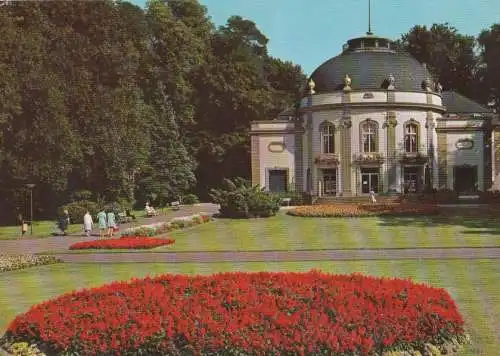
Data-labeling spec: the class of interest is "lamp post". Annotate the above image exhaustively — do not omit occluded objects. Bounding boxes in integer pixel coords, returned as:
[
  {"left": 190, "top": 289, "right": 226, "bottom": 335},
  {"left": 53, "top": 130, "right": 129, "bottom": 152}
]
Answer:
[{"left": 26, "top": 184, "right": 35, "bottom": 235}]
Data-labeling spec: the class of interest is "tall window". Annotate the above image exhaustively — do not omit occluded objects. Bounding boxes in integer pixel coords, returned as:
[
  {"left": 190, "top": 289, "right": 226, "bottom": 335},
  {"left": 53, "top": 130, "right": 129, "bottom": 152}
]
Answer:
[
  {"left": 320, "top": 123, "right": 335, "bottom": 153},
  {"left": 404, "top": 123, "right": 418, "bottom": 152},
  {"left": 361, "top": 120, "right": 377, "bottom": 153}
]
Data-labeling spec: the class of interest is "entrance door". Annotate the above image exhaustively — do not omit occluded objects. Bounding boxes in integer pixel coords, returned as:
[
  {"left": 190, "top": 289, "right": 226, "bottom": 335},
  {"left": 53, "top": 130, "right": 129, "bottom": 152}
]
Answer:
[
  {"left": 323, "top": 169, "right": 337, "bottom": 195},
  {"left": 268, "top": 170, "right": 287, "bottom": 192},
  {"left": 404, "top": 167, "right": 419, "bottom": 193},
  {"left": 454, "top": 166, "right": 477, "bottom": 194},
  {"left": 361, "top": 168, "right": 380, "bottom": 194}
]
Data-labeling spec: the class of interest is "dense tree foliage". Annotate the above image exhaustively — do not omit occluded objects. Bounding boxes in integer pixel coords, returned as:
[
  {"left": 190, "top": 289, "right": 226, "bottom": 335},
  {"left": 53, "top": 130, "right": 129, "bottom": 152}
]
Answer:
[
  {"left": 0, "top": 0, "right": 497, "bottom": 224},
  {"left": 0, "top": 0, "right": 305, "bottom": 223}
]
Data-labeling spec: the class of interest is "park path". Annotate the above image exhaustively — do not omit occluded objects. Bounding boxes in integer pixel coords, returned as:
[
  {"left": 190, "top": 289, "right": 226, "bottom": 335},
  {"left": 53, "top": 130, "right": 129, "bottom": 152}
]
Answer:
[
  {"left": 52, "top": 247, "right": 500, "bottom": 263},
  {"left": 0, "top": 204, "right": 219, "bottom": 255}
]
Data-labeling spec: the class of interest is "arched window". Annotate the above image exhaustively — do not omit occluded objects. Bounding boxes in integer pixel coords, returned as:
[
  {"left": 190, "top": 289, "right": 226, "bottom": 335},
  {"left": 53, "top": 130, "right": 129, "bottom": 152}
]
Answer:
[
  {"left": 360, "top": 120, "right": 378, "bottom": 153},
  {"left": 320, "top": 122, "right": 335, "bottom": 154},
  {"left": 404, "top": 122, "right": 418, "bottom": 152}
]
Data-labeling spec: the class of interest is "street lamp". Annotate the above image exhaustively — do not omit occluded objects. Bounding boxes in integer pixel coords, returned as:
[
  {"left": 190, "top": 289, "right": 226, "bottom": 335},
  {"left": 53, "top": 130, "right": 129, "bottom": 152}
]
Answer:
[{"left": 26, "top": 184, "right": 35, "bottom": 235}]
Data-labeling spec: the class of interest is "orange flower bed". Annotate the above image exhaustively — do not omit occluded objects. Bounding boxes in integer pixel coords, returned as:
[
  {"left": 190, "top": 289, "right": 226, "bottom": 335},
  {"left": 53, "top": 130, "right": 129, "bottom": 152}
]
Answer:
[{"left": 288, "top": 203, "right": 440, "bottom": 217}]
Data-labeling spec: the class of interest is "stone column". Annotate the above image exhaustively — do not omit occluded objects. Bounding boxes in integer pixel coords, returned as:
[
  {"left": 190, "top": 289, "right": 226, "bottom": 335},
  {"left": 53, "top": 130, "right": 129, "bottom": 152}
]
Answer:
[
  {"left": 437, "top": 131, "right": 448, "bottom": 189},
  {"left": 251, "top": 135, "right": 260, "bottom": 186},
  {"left": 425, "top": 112, "right": 436, "bottom": 191},
  {"left": 294, "top": 119, "right": 305, "bottom": 192},
  {"left": 340, "top": 117, "right": 352, "bottom": 196},
  {"left": 384, "top": 111, "right": 398, "bottom": 192}
]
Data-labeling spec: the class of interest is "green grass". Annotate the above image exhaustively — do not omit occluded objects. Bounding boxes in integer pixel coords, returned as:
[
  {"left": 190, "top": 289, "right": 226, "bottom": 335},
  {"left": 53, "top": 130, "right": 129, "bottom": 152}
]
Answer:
[
  {"left": 149, "top": 213, "right": 500, "bottom": 252},
  {"left": 0, "top": 222, "right": 81, "bottom": 240},
  {"left": 0, "top": 260, "right": 498, "bottom": 355}
]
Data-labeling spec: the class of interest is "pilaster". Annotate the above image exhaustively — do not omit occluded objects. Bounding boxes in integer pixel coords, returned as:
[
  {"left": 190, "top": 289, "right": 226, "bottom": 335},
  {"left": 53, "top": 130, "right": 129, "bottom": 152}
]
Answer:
[
  {"left": 294, "top": 120, "right": 304, "bottom": 192},
  {"left": 384, "top": 111, "right": 398, "bottom": 192},
  {"left": 251, "top": 135, "right": 260, "bottom": 186},
  {"left": 437, "top": 132, "right": 448, "bottom": 189}
]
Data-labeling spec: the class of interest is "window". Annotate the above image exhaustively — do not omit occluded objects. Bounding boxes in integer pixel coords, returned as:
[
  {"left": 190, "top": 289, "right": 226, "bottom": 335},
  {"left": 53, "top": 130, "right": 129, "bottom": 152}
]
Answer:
[
  {"left": 404, "top": 123, "right": 418, "bottom": 152},
  {"left": 320, "top": 123, "right": 335, "bottom": 153},
  {"left": 361, "top": 120, "right": 377, "bottom": 153}
]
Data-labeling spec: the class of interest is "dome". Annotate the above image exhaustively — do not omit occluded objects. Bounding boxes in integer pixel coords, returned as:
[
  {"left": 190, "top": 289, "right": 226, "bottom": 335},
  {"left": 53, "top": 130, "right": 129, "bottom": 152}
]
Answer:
[{"left": 309, "top": 35, "right": 432, "bottom": 93}]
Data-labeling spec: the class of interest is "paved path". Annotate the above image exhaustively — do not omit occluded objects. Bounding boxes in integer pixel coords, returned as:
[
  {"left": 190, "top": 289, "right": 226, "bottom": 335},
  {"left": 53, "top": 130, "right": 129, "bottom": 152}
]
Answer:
[
  {"left": 52, "top": 247, "right": 500, "bottom": 263},
  {"left": 0, "top": 204, "right": 219, "bottom": 255}
]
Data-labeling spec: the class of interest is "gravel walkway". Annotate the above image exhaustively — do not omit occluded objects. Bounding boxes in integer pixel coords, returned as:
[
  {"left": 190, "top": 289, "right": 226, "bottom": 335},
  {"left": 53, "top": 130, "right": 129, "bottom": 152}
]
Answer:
[
  {"left": 0, "top": 204, "right": 219, "bottom": 255},
  {"left": 52, "top": 247, "right": 500, "bottom": 263}
]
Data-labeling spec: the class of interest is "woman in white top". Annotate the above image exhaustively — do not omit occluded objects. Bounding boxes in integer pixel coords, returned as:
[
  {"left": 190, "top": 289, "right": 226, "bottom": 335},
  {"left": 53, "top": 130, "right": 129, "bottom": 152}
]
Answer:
[{"left": 83, "top": 211, "right": 93, "bottom": 237}]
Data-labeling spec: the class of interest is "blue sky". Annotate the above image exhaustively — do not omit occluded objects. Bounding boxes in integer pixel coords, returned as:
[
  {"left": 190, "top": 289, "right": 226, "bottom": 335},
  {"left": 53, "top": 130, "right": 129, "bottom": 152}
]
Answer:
[{"left": 131, "top": 0, "right": 499, "bottom": 75}]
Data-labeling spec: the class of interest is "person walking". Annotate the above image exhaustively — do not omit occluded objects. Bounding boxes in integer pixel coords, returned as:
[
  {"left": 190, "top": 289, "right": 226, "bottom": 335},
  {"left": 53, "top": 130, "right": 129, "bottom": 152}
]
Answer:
[
  {"left": 83, "top": 211, "right": 93, "bottom": 237},
  {"left": 97, "top": 209, "right": 107, "bottom": 239},
  {"left": 107, "top": 209, "right": 116, "bottom": 238},
  {"left": 369, "top": 189, "right": 377, "bottom": 204},
  {"left": 58, "top": 210, "right": 70, "bottom": 236}
]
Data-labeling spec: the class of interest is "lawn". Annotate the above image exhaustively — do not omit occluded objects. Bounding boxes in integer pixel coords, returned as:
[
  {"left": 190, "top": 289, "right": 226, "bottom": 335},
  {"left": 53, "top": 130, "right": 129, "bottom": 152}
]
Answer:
[
  {"left": 153, "top": 212, "right": 500, "bottom": 252},
  {"left": 0, "top": 221, "right": 81, "bottom": 240},
  {"left": 0, "top": 260, "right": 498, "bottom": 355}
]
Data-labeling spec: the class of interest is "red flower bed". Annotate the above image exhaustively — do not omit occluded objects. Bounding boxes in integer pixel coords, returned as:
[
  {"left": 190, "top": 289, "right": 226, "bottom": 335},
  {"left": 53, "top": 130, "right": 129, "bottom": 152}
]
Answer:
[
  {"left": 4, "top": 271, "right": 467, "bottom": 355},
  {"left": 68, "top": 237, "right": 175, "bottom": 250}
]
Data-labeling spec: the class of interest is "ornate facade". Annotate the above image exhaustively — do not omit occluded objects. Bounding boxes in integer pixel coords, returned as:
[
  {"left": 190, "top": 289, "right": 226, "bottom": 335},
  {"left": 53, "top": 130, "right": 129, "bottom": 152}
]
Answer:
[{"left": 250, "top": 33, "right": 499, "bottom": 197}]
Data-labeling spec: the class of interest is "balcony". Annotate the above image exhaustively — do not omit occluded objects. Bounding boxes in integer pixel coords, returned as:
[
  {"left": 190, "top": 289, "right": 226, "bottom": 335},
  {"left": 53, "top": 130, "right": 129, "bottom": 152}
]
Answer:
[
  {"left": 314, "top": 153, "right": 340, "bottom": 166},
  {"left": 352, "top": 152, "right": 385, "bottom": 165},
  {"left": 398, "top": 151, "right": 429, "bottom": 164}
]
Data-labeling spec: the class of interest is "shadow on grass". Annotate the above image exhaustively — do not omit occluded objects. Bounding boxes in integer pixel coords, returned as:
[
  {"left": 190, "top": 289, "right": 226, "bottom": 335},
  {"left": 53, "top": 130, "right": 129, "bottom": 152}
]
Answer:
[{"left": 377, "top": 208, "right": 500, "bottom": 235}]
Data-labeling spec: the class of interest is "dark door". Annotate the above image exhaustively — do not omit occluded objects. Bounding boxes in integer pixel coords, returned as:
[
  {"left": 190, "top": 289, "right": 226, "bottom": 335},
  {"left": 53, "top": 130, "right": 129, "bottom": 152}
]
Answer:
[
  {"left": 323, "top": 169, "right": 336, "bottom": 195},
  {"left": 361, "top": 168, "right": 380, "bottom": 194},
  {"left": 454, "top": 166, "right": 477, "bottom": 194},
  {"left": 268, "top": 170, "right": 287, "bottom": 192},
  {"left": 404, "top": 167, "right": 419, "bottom": 193}
]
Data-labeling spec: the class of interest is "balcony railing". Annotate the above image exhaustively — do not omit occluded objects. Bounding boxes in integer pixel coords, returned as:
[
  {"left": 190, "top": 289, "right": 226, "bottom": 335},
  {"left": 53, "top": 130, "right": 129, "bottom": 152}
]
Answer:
[
  {"left": 352, "top": 152, "right": 385, "bottom": 164},
  {"left": 314, "top": 153, "right": 340, "bottom": 165},
  {"left": 398, "top": 151, "right": 429, "bottom": 164}
]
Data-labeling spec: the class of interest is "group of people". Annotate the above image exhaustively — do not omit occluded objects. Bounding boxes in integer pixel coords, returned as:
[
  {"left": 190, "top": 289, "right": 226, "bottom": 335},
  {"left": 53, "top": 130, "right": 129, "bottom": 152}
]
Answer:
[{"left": 83, "top": 209, "right": 117, "bottom": 238}]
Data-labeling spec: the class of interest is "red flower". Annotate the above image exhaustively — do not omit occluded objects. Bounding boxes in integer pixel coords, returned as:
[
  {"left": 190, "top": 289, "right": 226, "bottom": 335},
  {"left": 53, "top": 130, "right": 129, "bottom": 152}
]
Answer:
[
  {"left": 68, "top": 237, "right": 175, "bottom": 250},
  {"left": 5, "top": 271, "right": 466, "bottom": 354}
]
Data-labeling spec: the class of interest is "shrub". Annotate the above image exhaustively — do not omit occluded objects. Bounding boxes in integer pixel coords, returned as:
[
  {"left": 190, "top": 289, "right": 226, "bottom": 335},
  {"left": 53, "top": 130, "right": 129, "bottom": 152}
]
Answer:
[
  {"left": 478, "top": 190, "right": 500, "bottom": 203},
  {"left": 181, "top": 193, "right": 199, "bottom": 205},
  {"left": 210, "top": 178, "right": 280, "bottom": 218},
  {"left": 288, "top": 203, "right": 440, "bottom": 217},
  {"left": 0, "top": 255, "right": 62, "bottom": 273},
  {"left": 274, "top": 191, "right": 309, "bottom": 205},
  {"left": 69, "top": 237, "right": 175, "bottom": 250},
  {"left": 3, "top": 271, "right": 468, "bottom": 355},
  {"left": 59, "top": 200, "right": 99, "bottom": 224},
  {"left": 121, "top": 214, "right": 212, "bottom": 237}
]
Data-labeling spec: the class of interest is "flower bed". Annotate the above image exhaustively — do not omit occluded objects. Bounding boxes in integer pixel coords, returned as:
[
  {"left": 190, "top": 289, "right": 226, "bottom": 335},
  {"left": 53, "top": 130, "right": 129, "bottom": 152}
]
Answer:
[
  {"left": 3, "top": 271, "right": 469, "bottom": 355},
  {"left": 0, "top": 255, "right": 62, "bottom": 273},
  {"left": 68, "top": 236, "right": 175, "bottom": 250},
  {"left": 288, "top": 203, "right": 440, "bottom": 217},
  {"left": 121, "top": 213, "right": 212, "bottom": 237}
]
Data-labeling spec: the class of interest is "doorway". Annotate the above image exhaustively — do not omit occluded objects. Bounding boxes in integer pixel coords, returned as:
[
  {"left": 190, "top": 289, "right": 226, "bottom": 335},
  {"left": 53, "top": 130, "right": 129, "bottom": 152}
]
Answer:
[
  {"left": 361, "top": 168, "right": 379, "bottom": 194},
  {"left": 454, "top": 166, "right": 477, "bottom": 194},
  {"left": 403, "top": 167, "right": 419, "bottom": 193},
  {"left": 268, "top": 169, "right": 287, "bottom": 193},
  {"left": 322, "top": 169, "right": 337, "bottom": 196}
]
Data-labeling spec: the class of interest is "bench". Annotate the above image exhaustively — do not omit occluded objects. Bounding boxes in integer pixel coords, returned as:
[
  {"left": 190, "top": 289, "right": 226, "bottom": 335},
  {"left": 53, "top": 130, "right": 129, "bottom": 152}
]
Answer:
[
  {"left": 171, "top": 201, "right": 180, "bottom": 210},
  {"left": 281, "top": 197, "right": 292, "bottom": 206},
  {"left": 117, "top": 212, "right": 132, "bottom": 223}
]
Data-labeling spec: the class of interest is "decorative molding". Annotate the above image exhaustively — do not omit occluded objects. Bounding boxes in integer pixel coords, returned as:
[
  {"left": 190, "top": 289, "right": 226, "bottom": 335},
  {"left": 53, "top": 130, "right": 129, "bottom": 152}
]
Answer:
[
  {"left": 363, "top": 92, "right": 374, "bottom": 99},
  {"left": 455, "top": 138, "right": 474, "bottom": 150},
  {"left": 352, "top": 152, "right": 385, "bottom": 165},
  {"left": 383, "top": 112, "right": 397, "bottom": 128},
  {"left": 268, "top": 142, "right": 286, "bottom": 153},
  {"left": 314, "top": 153, "right": 340, "bottom": 166},
  {"left": 298, "top": 102, "right": 446, "bottom": 114}
]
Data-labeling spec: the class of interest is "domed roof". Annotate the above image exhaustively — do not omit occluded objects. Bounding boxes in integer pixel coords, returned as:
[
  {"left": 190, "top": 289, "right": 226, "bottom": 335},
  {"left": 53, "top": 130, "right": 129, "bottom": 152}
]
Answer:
[{"left": 309, "top": 35, "right": 432, "bottom": 92}]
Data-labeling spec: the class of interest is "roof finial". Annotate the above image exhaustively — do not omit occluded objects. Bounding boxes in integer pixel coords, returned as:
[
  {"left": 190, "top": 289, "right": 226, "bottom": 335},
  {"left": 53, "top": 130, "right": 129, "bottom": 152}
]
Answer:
[{"left": 367, "top": 0, "right": 373, "bottom": 35}]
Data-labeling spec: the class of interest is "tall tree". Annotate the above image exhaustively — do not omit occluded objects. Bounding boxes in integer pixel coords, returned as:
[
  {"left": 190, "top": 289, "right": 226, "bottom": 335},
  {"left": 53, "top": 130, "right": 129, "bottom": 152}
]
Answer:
[
  {"left": 477, "top": 24, "right": 500, "bottom": 112},
  {"left": 398, "top": 23, "right": 478, "bottom": 97}
]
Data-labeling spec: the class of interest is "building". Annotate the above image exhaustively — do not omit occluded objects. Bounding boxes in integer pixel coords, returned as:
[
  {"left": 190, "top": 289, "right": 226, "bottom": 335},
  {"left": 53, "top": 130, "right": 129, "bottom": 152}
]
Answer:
[{"left": 250, "top": 32, "right": 499, "bottom": 197}]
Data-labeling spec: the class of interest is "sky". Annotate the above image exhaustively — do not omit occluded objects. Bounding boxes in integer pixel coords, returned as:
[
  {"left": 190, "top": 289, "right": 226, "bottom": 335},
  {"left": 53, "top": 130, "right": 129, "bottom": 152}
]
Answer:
[{"left": 130, "top": 0, "right": 500, "bottom": 76}]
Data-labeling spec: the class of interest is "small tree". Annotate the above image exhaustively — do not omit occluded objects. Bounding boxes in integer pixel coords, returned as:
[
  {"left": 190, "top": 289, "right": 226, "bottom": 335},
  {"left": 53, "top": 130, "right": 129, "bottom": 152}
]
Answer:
[{"left": 210, "top": 178, "right": 280, "bottom": 218}]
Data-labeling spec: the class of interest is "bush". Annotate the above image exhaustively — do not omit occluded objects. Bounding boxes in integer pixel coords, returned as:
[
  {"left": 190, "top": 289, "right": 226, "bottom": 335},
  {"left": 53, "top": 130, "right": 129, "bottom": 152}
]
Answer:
[
  {"left": 210, "top": 178, "right": 280, "bottom": 218},
  {"left": 478, "top": 190, "right": 500, "bottom": 203},
  {"left": 121, "top": 214, "right": 212, "bottom": 237},
  {"left": 288, "top": 203, "right": 440, "bottom": 217},
  {"left": 274, "top": 191, "right": 309, "bottom": 205},
  {"left": 181, "top": 193, "right": 199, "bottom": 205},
  {"left": 3, "top": 271, "right": 468, "bottom": 355},
  {"left": 59, "top": 200, "right": 99, "bottom": 224}
]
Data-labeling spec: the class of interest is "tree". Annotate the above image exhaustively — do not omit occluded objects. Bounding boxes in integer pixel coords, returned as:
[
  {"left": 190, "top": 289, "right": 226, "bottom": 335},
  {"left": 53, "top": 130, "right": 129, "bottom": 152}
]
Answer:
[
  {"left": 398, "top": 23, "right": 478, "bottom": 97},
  {"left": 477, "top": 24, "right": 500, "bottom": 112}
]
